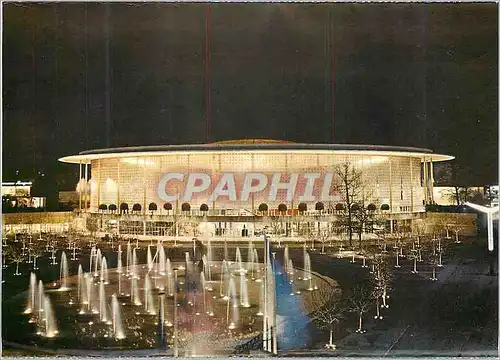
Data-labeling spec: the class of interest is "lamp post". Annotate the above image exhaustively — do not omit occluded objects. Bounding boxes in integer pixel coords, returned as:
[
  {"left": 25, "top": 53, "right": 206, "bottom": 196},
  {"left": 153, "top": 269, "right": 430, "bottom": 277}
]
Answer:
[
  {"left": 465, "top": 202, "right": 499, "bottom": 275},
  {"left": 263, "top": 234, "right": 277, "bottom": 355},
  {"left": 173, "top": 268, "right": 179, "bottom": 357}
]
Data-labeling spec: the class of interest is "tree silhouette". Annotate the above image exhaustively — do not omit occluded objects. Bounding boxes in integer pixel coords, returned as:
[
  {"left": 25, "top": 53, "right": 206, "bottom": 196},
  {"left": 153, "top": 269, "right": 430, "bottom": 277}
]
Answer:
[
  {"left": 347, "top": 283, "right": 373, "bottom": 333},
  {"left": 312, "top": 284, "right": 344, "bottom": 349},
  {"left": 4, "top": 242, "right": 27, "bottom": 276},
  {"left": 334, "top": 162, "right": 365, "bottom": 248}
]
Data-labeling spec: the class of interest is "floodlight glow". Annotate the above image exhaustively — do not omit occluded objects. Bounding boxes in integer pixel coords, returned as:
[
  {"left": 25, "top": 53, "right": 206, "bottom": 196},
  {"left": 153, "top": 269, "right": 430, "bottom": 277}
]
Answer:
[{"left": 465, "top": 202, "right": 499, "bottom": 251}]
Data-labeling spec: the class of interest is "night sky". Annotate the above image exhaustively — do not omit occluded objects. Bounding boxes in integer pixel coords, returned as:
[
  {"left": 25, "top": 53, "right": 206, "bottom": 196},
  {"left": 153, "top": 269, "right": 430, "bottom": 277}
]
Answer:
[{"left": 3, "top": 3, "right": 498, "bottom": 201}]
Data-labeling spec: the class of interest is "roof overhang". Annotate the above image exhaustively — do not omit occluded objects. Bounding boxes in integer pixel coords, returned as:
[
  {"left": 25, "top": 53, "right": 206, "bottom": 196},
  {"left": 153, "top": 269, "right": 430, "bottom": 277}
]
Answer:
[{"left": 59, "top": 143, "right": 454, "bottom": 165}]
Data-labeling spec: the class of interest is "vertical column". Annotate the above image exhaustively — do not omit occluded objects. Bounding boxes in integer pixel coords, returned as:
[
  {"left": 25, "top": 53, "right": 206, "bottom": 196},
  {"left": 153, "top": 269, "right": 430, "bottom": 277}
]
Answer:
[
  {"left": 251, "top": 154, "right": 255, "bottom": 213},
  {"left": 389, "top": 157, "right": 393, "bottom": 213},
  {"left": 263, "top": 235, "right": 268, "bottom": 352},
  {"left": 173, "top": 269, "right": 179, "bottom": 357},
  {"left": 84, "top": 163, "right": 90, "bottom": 212},
  {"left": 423, "top": 157, "right": 428, "bottom": 205},
  {"left": 429, "top": 158, "right": 435, "bottom": 204},
  {"left": 117, "top": 159, "right": 121, "bottom": 209},
  {"left": 409, "top": 158, "right": 414, "bottom": 212},
  {"left": 143, "top": 158, "right": 147, "bottom": 216},
  {"left": 84, "top": 163, "right": 88, "bottom": 212},
  {"left": 78, "top": 161, "right": 82, "bottom": 211},
  {"left": 97, "top": 160, "right": 101, "bottom": 210}
]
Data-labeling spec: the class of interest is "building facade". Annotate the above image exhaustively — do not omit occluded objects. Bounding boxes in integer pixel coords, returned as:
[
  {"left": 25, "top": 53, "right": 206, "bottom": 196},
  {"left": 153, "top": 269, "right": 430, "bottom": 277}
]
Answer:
[{"left": 59, "top": 140, "right": 453, "bottom": 239}]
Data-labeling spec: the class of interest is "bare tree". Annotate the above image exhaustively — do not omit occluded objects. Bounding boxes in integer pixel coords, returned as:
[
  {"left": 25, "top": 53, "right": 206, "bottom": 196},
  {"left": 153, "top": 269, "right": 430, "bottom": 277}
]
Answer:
[
  {"left": 306, "top": 222, "right": 335, "bottom": 253},
  {"left": 335, "top": 162, "right": 364, "bottom": 248},
  {"left": 370, "top": 255, "right": 393, "bottom": 310},
  {"left": 311, "top": 284, "right": 344, "bottom": 349},
  {"left": 347, "top": 283, "right": 373, "bottom": 333},
  {"left": 427, "top": 246, "right": 439, "bottom": 281},
  {"left": 352, "top": 204, "right": 377, "bottom": 251},
  {"left": 4, "top": 242, "right": 27, "bottom": 276}
]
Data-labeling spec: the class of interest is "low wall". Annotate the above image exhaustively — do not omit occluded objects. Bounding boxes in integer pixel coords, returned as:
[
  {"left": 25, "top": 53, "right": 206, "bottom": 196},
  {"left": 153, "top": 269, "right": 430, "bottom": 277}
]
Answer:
[
  {"left": 425, "top": 212, "right": 477, "bottom": 236},
  {"left": 2, "top": 211, "right": 77, "bottom": 233}
]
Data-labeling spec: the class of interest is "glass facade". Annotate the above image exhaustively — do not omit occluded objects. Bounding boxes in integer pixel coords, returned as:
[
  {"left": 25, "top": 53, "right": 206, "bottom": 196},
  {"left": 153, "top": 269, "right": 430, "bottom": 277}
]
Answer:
[{"left": 88, "top": 151, "right": 427, "bottom": 215}]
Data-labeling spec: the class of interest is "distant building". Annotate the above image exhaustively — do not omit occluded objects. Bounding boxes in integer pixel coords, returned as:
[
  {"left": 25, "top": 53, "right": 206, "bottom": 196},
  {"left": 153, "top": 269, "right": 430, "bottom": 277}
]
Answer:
[
  {"left": 2, "top": 180, "right": 46, "bottom": 210},
  {"left": 59, "top": 139, "right": 454, "bottom": 238}
]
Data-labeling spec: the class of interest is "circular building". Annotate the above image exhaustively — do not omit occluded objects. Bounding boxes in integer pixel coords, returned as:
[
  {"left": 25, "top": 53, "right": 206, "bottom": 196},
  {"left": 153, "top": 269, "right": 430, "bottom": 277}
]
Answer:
[{"left": 59, "top": 140, "right": 453, "bottom": 238}]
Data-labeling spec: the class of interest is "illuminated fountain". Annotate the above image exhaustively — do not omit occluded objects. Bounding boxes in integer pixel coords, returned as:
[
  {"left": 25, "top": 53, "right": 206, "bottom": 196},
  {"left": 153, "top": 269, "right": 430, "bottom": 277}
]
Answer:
[
  {"left": 37, "top": 280, "right": 44, "bottom": 315},
  {"left": 131, "top": 277, "right": 142, "bottom": 306},
  {"left": 220, "top": 260, "right": 230, "bottom": 299},
  {"left": 111, "top": 294, "right": 126, "bottom": 340},
  {"left": 94, "top": 249, "right": 102, "bottom": 278},
  {"left": 166, "top": 258, "right": 174, "bottom": 296},
  {"left": 77, "top": 265, "right": 83, "bottom": 302},
  {"left": 235, "top": 248, "right": 244, "bottom": 274},
  {"left": 12, "top": 236, "right": 334, "bottom": 354},
  {"left": 240, "top": 271, "right": 250, "bottom": 308},
  {"left": 226, "top": 276, "right": 239, "bottom": 329},
  {"left": 147, "top": 245, "right": 154, "bottom": 272},
  {"left": 283, "top": 246, "right": 290, "bottom": 274},
  {"left": 144, "top": 274, "right": 156, "bottom": 315},
  {"left": 24, "top": 272, "right": 37, "bottom": 314},
  {"left": 99, "top": 281, "right": 108, "bottom": 322},
  {"left": 100, "top": 257, "right": 109, "bottom": 285},
  {"left": 85, "top": 274, "right": 95, "bottom": 313},
  {"left": 59, "top": 252, "right": 69, "bottom": 291},
  {"left": 253, "top": 249, "right": 261, "bottom": 280},
  {"left": 157, "top": 242, "right": 166, "bottom": 275},
  {"left": 117, "top": 245, "right": 123, "bottom": 274},
  {"left": 37, "top": 295, "right": 58, "bottom": 338},
  {"left": 202, "top": 254, "right": 212, "bottom": 284},
  {"left": 257, "top": 280, "right": 264, "bottom": 316}
]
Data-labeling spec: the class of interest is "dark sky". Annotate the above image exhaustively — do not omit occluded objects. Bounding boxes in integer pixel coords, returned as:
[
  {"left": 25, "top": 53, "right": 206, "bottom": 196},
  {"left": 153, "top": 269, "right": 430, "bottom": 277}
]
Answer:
[{"left": 3, "top": 2, "right": 498, "bottom": 196}]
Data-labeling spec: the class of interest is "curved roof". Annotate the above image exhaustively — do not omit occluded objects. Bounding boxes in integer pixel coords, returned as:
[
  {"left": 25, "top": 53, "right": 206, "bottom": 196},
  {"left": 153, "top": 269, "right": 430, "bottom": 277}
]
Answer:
[{"left": 59, "top": 140, "right": 454, "bottom": 164}]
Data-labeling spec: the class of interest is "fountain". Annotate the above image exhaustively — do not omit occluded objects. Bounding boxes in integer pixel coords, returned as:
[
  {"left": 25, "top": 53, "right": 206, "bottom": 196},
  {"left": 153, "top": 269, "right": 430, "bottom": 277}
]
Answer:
[
  {"left": 220, "top": 260, "right": 230, "bottom": 299},
  {"left": 99, "top": 281, "right": 108, "bottom": 322},
  {"left": 235, "top": 248, "right": 244, "bottom": 274},
  {"left": 117, "top": 245, "right": 123, "bottom": 274},
  {"left": 200, "top": 271, "right": 212, "bottom": 315},
  {"left": 85, "top": 274, "right": 95, "bottom": 313},
  {"left": 303, "top": 251, "right": 311, "bottom": 281},
  {"left": 257, "top": 280, "right": 264, "bottom": 316},
  {"left": 247, "top": 241, "right": 255, "bottom": 274},
  {"left": 226, "top": 276, "right": 239, "bottom": 329},
  {"left": 239, "top": 271, "right": 250, "bottom": 307},
  {"left": 284, "top": 246, "right": 290, "bottom": 274},
  {"left": 94, "top": 249, "right": 102, "bottom": 278},
  {"left": 37, "top": 280, "right": 44, "bottom": 315},
  {"left": 77, "top": 265, "right": 83, "bottom": 301},
  {"left": 25, "top": 273, "right": 37, "bottom": 314},
  {"left": 89, "top": 246, "right": 96, "bottom": 273},
  {"left": 126, "top": 242, "right": 132, "bottom": 275},
  {"left": 100, "top": 257, "right": 109, "bottom": 284},
  {"left": 131, "top": 277, "right": 142, "bottom": 306},
  {"left": 202, "top": 254, "right": 212, "bottom": 284},
  {"left": 144, "top": 274, "right": 156, "bottom": 315},
  {"left": 9, "top": 233, "right": 335, "bottom": 354},
  {"left": 166, "top": 258, "right": 174, "bottom": 296},
  {"left": 253, "top": 249, "right": 261, "bottom": 279},
  {"left": 158, "top": 242, "right": 166, "bottom": 275},
  {"left": 59, "top": 252, "right": 69, "bottom": 291},
  {"left": 38, "top": 295, "right": 58, "bottom": 338},
  {"left": 147, "top": 246, "right": 153, "bottom": 272},
  {"left": 111, "top": 294, "right": 126, "bottom": 340},
  {"left": 131, "top": 248, "right": 138, "bottom": 279}
]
